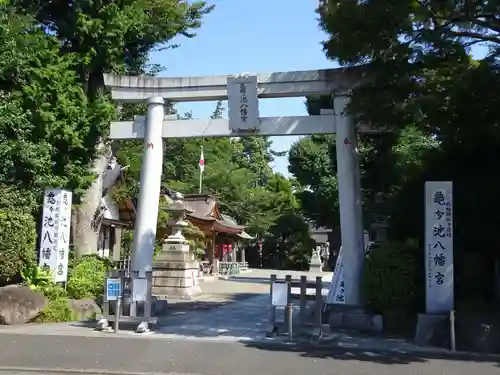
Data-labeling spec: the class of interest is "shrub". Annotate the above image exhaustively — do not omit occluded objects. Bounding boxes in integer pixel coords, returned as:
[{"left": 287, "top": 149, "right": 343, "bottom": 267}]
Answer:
[
  {"left": 20, "top": 263, "right": 53, "bottom": 290},
  {"left": 362, "top": 238, "right": 422, "bottom": 315},
  {"left": 41, "top": 283, "right": 68, "bottom": 300},
  {"left": 0, "top": 184, "right": 38, "bottom": 214},
  {"left": 20, "top": 263, "right": 68, "bottom": 300},
  {"left": 33, "top": 297, "right": 76, "bottom": 323},
  {"left": 66, "top": 255, "right": 107, "bottom": 299},
  {"left": 284, "top": 240, "right": 314, "bottom": 271},
  {"left": 0, "top": 209, "right": 37, "bottom": 285}
]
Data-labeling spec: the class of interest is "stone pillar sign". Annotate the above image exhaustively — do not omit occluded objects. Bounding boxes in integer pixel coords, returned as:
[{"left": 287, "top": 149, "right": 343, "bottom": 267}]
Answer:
[
  {"left": 152, "top": 199, "right": 202, "bottom": 299},
  {"left": 425, "top": 181, "right": 454, "bottom": 313}
]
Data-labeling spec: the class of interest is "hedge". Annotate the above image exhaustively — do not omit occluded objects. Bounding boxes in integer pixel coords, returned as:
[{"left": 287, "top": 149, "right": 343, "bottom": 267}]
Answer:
[
  {"left": 0, "top": 209, "right": 37, "bottom": 285},
  {"left": 362, "top": 238, "right": 422, "bottom": 315},
  {"left": 66, "top": 255, "right": 107, "bottom": 299}
]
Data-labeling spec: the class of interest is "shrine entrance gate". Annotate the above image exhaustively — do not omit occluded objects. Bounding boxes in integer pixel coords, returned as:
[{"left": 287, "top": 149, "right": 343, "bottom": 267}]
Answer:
[{"left": 104, "top": 67, "right": 376, "bottom": 306}]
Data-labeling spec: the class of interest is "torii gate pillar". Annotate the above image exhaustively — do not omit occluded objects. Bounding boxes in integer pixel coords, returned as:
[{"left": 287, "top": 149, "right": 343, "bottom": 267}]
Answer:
[
  {"left": 130, "top": 97, "right": 165, "bottom": 276},
  {"left": 333, "top": 96, "right": 364, "bottom": 306}
]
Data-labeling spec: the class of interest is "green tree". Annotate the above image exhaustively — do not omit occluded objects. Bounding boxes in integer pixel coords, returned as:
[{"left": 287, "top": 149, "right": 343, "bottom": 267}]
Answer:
[
  {"left": 0, "top": 5, "right": 113, "bottom": 201},
  {"left": 232, "top": 137, "right": 274, "bottom": 185},
  {"left": 288, "top": 125, "right": 438, "bottom": 231},
  {"left": 11, "top": 0, "right": 214, "bottom": 257},
  {"left": 315, "top": 0, "right": 500, "bottom": 304},
  {"left": 210, "top": 100, "right": 225, "bottom": 119},
  {"left": 288, "top": 135, "right": 339, "bottom": 228},
  {"left": 315, "top": 0, "right": 499, "bottom": 132},
  {"left": 16, "top": 0, "right": 214, "bottom": 91},
  {"left": 262, "top": 211, "right": 315, "bottom": 270}
]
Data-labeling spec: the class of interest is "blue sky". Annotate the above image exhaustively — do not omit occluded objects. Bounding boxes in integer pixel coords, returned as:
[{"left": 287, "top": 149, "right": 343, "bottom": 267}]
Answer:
[
  {"left": 150, "top": 1, "right": 489, "bottom": 177},
  {"left": 150, "top": 0, "right": 335, "bottom": 176}
]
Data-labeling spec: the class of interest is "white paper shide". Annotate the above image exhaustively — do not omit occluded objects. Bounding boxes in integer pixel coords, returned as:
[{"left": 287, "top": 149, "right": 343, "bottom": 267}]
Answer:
[
  {"left": 425, "top": 181, "right": 454, "bottom": 313},
  {"left": 39, "top": 188, "right": 72, "bottom": 282},
  {"left": 227, "top": 74, "right": 259, "bottom": 131}
]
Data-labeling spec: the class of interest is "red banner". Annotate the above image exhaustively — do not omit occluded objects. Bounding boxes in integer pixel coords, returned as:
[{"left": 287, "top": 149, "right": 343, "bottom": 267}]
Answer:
[{"left": 215, "top": 243, "right": 233, "bottom": 258}]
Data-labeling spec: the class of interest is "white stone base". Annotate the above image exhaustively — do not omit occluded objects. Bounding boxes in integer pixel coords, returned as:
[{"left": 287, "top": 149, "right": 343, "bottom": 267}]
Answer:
[
  {"left": 152, "top": 241, "right": 202, "bottom": 300},
  {"left": 309, "top": 263, "right": 323, "bottom": 272},
  {"left": 414, "top": 313, "right": 447, "bottom": 345}
]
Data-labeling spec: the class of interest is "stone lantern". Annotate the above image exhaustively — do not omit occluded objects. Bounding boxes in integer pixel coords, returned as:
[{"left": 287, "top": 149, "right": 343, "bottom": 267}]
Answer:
[
  {"left": 164, "top": 201, "right": 192, "bottom": 244},
  {"left": 309, "top": 245, "right": 323, "bottom": 273},
  {"left": 151, "top": 199, "right": 202, "bottom": 299}
]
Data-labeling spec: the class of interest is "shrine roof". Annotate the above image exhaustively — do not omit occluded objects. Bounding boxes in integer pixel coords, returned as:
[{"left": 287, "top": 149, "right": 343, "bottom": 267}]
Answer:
[
  {"left": 162, "top": 192, "right": 246, "bottom": 233},
  {"left": 309, "top": 225, "right": 332, "bottom": 244},
  {"left": 117, "top": 198, "right": 136, "bottom": 221},
  {"left": 102, "top": 217, "right": 134, "bottom": 229},
  {"left": 237, "top": 231, "right": 254, "bottom": 240},
  {"left": 183, "top": 194, "right": 217, "bottom": 218},
  {"left": 212, "top": 219, "right": 244, "bottom": 234}
]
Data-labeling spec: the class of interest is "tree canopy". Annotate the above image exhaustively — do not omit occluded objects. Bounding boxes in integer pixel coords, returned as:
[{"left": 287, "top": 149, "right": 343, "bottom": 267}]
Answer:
[
  {"left": 316, "top": 0, "right": 500, "bottom": 133},
  {"left": 0, "top": 0, "right": 215, "bottom": 204},
  {"left": 286, "top": 0, "right": 500, "bottom": 302},
  {"left": 15, "top": 0, "right": 214, "bottom": 92},
  {"left": 0, "top": 5, "right": 113, "bottom": 208},
  {"left": 0, "top": 0, "right": 315, "bottom": 270}
]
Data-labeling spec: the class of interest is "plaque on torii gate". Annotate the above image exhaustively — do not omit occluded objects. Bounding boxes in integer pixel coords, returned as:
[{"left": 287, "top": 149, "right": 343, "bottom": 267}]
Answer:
[{"left": 103, "top": 67, "right": 375, "bottom": 306}]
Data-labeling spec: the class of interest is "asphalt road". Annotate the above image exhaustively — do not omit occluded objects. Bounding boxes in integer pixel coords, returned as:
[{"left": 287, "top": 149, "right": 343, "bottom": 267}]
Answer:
[{"left": 0, "top": 333, "right": 498, "bottom": 375}]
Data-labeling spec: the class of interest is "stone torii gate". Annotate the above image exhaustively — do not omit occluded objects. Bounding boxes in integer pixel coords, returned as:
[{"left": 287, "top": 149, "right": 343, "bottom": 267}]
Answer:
[{"left": 104, "top": 67, "right": 371, "bottom": 306}]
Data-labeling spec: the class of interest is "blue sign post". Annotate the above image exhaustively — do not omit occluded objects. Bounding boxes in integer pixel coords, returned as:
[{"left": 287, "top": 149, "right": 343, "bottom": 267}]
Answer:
[{"left": 106, "top": 278, "right": 121, "bottom": 301}]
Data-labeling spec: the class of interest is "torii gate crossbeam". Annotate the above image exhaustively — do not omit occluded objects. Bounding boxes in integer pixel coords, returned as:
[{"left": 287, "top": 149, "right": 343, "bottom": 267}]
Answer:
[{"left": 104, "top": 67, "right": 367, "bottom": 306}]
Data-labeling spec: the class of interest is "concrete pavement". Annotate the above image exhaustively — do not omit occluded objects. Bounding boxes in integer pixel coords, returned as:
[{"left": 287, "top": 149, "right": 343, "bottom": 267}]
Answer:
[
  {"left": 0, "top": 269, "right": 458, "bottom": 352},
  {"left": 0, "top": 293, "right": 270, "bottom": 342},
  {"left": 2, "top": 269, "right": 497, "bottom": 374},
  {"left": 0, "top": 290, "right": 433, "bottom": 354},
  {"left": 165, "top": 268, "right": 331, "bottom": 312},
  {"left": 0, "top": 333, "right": 499, "bottom": 375},
  {"left": 0, "top": 269, "right": 332, "bottom": 343}
]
